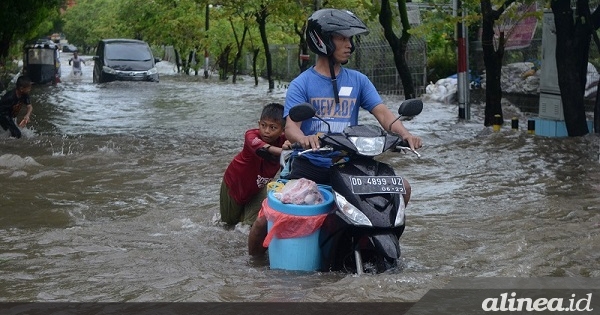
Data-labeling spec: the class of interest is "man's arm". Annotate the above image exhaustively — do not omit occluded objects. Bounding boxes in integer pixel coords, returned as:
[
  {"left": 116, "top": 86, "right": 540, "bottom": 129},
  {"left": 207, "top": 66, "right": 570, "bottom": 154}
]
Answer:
[
  {"left": 284, "top": 116, "right": 320, "bottom": 150},
  {"left": 371, "top": 104, "right": 422, "bottom": 150}
]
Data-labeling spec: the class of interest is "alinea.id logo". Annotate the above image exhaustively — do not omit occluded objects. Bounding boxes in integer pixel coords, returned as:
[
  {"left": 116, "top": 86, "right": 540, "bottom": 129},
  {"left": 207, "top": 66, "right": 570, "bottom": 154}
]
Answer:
[{"left": 482, "top": 292, "right": 593, "bottom": 312}]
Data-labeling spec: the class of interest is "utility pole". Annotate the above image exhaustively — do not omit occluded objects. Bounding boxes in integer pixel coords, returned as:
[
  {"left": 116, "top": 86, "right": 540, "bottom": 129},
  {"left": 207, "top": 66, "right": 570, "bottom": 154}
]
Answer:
[
  {"left": 204, "top": 3, "right": 210, "bottom": 79},
  {"left": 455, "top": 0, "right": 470, "bottom": 119}
]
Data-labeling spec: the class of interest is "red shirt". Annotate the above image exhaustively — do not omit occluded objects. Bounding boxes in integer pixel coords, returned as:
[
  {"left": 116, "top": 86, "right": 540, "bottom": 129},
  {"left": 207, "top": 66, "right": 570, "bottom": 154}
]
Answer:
[{"left": 223, "top": 129, "right": 286, "bottom": 204}]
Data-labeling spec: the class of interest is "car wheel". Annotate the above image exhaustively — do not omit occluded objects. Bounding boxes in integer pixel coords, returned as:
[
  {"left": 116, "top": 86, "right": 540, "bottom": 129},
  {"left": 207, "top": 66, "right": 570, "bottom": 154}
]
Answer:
[{"left": 93, "top": 69, "right": 104, "bottom": 83}]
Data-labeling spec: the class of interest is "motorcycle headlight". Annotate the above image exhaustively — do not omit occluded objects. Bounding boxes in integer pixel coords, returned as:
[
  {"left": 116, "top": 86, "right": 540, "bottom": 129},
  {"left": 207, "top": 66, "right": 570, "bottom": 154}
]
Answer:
[
  {"left": 147, "top": 67, "right": 158, "bottom": 75},
  {"left": 349, "top": 136, "right": 385, "bottom": 156},
  {"left": 334, "top": 191, "right": 372, "bottom": 226},
  {"left": 394, "top": 196, "right": 406, "bottom": 226}
]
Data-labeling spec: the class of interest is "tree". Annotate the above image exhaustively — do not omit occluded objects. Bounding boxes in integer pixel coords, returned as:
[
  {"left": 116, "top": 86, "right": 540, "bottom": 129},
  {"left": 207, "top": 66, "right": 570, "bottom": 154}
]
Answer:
[
  {"left": 480, "top": 0, "right": 514, "bottom": 126},
  {"left": 294, "top": 21, "right": 310, "bottom": 73},
  {"left": 289, "top": 0, "right": 316, "bottom": 74},
  {"left": 230, "top": 17, "right": 249, "bottom": 83},
  {"left": 411, "top": 3, "right": 458, "bottom": 84},
  {"left": 377, "top": 0, "right": 416, "bottom": 98},
  {"left": 0, "top": 0, "right": 65, "bottom": 64},
  {"left": 255, "top": 3, "right": 274, "bottom": 91},
  {"left": 140, "top": 0, "right": 205, "bottom": 75},
  {"left": 551, "top": 0, "right": 598, "bottom": 136},
  {"left": 63, "top": 0, "right": 132, "bottom": 53},
  {"left": 217, "top": 0, "right": 254, "bottom": 83}
]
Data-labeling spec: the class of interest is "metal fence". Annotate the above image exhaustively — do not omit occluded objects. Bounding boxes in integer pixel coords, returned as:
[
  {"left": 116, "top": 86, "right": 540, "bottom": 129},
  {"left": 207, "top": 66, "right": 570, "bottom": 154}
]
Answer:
[{"left": 253, "top": 34, "right": 427, "bottom": 96}]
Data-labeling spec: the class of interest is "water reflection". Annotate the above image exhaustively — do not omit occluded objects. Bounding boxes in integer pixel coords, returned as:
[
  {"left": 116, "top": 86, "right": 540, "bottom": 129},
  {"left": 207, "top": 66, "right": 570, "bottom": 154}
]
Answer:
[{"left": 0, "top": 53, "right": 599, "bottom": 302}]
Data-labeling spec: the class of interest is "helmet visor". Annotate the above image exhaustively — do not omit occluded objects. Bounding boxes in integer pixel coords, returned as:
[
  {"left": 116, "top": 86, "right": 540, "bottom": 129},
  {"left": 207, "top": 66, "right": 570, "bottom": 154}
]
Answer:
[{"left": 333, "top": 27, "right": 369, "bottom": 38}]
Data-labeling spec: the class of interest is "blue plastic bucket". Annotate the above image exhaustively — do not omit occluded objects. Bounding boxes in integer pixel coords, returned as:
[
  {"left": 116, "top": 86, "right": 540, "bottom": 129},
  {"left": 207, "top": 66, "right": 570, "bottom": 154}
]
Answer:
[{"left": 267, "top": 187, "right": 334, "bottom": 271}]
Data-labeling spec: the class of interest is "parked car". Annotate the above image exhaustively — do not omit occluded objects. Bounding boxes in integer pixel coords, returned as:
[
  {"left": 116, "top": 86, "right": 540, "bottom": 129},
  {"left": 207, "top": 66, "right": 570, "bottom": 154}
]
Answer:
[
  {"left": 61, "top": 44, "right": 78, "bottom": 53},
  {"left": 93, "top": 39, "right": 160, "bottom": 83}
]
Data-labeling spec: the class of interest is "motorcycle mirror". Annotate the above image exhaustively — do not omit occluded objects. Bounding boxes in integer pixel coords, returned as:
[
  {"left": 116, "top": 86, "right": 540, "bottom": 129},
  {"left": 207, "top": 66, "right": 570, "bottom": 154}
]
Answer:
[
  {"left": 397, "top": 99, "right": 423, "bottom": 117},
  {"left": 288, "top": 103, "right": 316, "bottom": 122}
]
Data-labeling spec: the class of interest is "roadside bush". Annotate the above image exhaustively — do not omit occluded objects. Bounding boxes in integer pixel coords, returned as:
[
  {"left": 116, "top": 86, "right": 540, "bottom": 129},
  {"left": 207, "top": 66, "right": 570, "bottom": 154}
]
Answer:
[{"left": 426, "top": 52, "right": 456, "bottom": 84}]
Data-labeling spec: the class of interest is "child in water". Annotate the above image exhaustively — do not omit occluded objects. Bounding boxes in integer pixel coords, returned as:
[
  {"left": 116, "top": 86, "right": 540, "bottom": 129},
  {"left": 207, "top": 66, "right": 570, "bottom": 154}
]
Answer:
[
  {"left": 0, "top": 75, "right": 33, "bottom": 138},
  {"left": 220, "top": 103, "right": 289, "bottom": 226}
]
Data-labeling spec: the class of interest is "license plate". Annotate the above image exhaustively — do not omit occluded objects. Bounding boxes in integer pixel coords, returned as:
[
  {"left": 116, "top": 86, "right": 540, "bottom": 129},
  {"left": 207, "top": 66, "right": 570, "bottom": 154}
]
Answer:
[{"left": 350, "top": 176, "right": 406, "bottom": 194}]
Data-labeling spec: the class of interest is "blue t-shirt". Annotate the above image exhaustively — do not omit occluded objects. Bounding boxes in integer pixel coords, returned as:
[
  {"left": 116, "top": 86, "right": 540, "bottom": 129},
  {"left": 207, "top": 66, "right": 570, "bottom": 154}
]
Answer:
[{"left": 284, "top": 66, "right": 382, "bottom": 135}]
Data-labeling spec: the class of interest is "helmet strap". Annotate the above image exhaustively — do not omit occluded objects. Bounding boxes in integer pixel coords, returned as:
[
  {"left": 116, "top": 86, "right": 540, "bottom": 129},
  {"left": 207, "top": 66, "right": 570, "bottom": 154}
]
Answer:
[{"left": 329, "top": 57, "right": 340, "bottom": 105}]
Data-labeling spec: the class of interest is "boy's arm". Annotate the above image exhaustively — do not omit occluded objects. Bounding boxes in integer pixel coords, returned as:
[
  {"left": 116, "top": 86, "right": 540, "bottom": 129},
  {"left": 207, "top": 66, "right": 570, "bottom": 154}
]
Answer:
[
  {"left": 18, "top": 104, "right": 33, "bottom": 127},
  {"left": 263, "top": 140, "right": 291, "bottom": 157}
]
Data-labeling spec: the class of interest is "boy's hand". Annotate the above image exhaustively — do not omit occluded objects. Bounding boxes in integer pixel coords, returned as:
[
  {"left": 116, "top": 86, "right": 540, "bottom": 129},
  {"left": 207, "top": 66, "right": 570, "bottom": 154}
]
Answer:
[
  {"left": 18, "top": 116, "right": 29, "bottom": 127},
  {"left": 282, "top": 140, "right": 292, "bottom": 149}
]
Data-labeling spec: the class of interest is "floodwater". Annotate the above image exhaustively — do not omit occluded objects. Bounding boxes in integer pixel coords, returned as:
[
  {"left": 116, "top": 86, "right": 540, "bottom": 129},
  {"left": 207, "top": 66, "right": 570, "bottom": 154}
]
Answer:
[{"left": 0, "top": 53, "right": 599, "bottom": 302}]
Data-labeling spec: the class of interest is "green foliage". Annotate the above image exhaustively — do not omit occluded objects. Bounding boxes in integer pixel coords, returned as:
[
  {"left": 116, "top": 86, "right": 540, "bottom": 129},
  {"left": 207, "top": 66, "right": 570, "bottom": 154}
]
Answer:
[
  {"left": 58, "top": 0, "right": 369, "bottom": 78},
  {"left": 0, "top": 0, "right": 66, "bottom": 62},
  {"left": 410, "top": 2, "right": 457, "bottom": 83},
  {"left": 427, "top": 49, "right": 457, "bottom": 83},
  {"left": 62, "top": 0, "right": 122, "bottom": 52}
]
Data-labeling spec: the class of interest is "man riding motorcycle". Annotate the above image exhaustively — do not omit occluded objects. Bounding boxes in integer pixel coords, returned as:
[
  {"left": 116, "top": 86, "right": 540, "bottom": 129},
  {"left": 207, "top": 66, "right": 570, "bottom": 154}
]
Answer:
[{"left": 248, "top": 8, "right": 422, "bottom": 256}]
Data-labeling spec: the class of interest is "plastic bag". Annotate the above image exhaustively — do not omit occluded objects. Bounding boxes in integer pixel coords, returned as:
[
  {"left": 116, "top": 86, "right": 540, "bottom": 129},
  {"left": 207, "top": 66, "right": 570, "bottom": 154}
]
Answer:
[
  {"left": 258, "top": 199, "right": 328, "bottom": 247},
  {"left": 273, "top": 178, "right": 323, "bottom": 205}
]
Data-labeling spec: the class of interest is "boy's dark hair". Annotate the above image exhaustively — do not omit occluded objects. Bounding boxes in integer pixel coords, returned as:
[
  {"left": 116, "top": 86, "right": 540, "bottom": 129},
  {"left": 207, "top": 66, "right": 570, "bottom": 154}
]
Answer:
[
  {"left": 16, "top": 76, "right": 32, "bottom": 89},
  {"left": 260, "top": 102, "right": 285, "bottom": 126}
]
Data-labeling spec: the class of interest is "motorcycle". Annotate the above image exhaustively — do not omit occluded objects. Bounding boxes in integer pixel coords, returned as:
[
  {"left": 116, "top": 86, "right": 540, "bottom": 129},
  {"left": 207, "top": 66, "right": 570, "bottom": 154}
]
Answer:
[{"left": 285, "top": 99, "right": 423, "bottom": 274}]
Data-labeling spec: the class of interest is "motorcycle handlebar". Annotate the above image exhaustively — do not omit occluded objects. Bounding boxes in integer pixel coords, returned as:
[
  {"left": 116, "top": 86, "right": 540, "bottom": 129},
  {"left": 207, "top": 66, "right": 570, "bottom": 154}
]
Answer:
[
  {"left": 292, "top": 138, "right": 421, "bottom": 158},
  {"left": 396, "top": 139, "right": 409, "bottom": 148},
  {"left": 394, "top": 145, "right": 421, "bottom": 158},
  {"left": 297, "top": 147, "right": 334, "bottom": 156},
  {"left": 289, "top": 141, "right": 332, "bottom": 156}
]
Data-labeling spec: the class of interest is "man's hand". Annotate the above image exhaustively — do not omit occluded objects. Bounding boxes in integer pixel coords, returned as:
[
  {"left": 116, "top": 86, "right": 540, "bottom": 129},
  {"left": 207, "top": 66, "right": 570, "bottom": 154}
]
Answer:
[
  {"left": 299, "top": 134, "right": 320, "bottom": 150},
  {"left": 404, "top": 134, "right": 422, "bottom": 150}
]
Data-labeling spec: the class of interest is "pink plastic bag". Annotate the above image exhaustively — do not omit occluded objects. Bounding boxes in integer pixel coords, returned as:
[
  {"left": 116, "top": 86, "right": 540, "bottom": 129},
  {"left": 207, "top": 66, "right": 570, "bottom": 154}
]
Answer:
[{"left": 273, "top": 178, "right": 323, "bottom": 205}]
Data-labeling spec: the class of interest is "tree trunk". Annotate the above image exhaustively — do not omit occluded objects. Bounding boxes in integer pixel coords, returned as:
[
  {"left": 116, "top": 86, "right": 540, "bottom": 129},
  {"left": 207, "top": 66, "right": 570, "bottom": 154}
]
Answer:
[
  {"left": 232, "top": 26, "right": 248, "bottom": 84},
  {"left": 256, "top": 5, "right": 274, "bottom": 91},
  {"left": 252, "top": 48, "right": 260, "bottom": 86},
  {"left": 396, "top": 0, "right": 415, "bottom": 98},
  {"left": 218, "top": 44, "right": 232, "bottom": 81},
  {"left": 379, "top": 0, "right": 415, "bottom": 98},
  {"left": 295, "top": 22, "right": 310, "bottom": 73},
  {"left": 551, "top": 0, "right": 590, "bottom": 136},
  {"left": 174, "top": 49, "right": 182, "bottom": 74},
  {"left": 186, "top": 50, "right": 194, "bottom": 76},
  {"left": 480, "top": 0, "right": 505, "bottom": 127}
]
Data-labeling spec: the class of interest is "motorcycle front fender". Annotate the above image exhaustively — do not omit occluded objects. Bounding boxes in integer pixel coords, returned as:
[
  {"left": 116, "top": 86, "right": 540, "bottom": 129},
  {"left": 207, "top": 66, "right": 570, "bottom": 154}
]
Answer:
[{"left": 371, "top": 233, "right": 401, "bottom": 260}]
